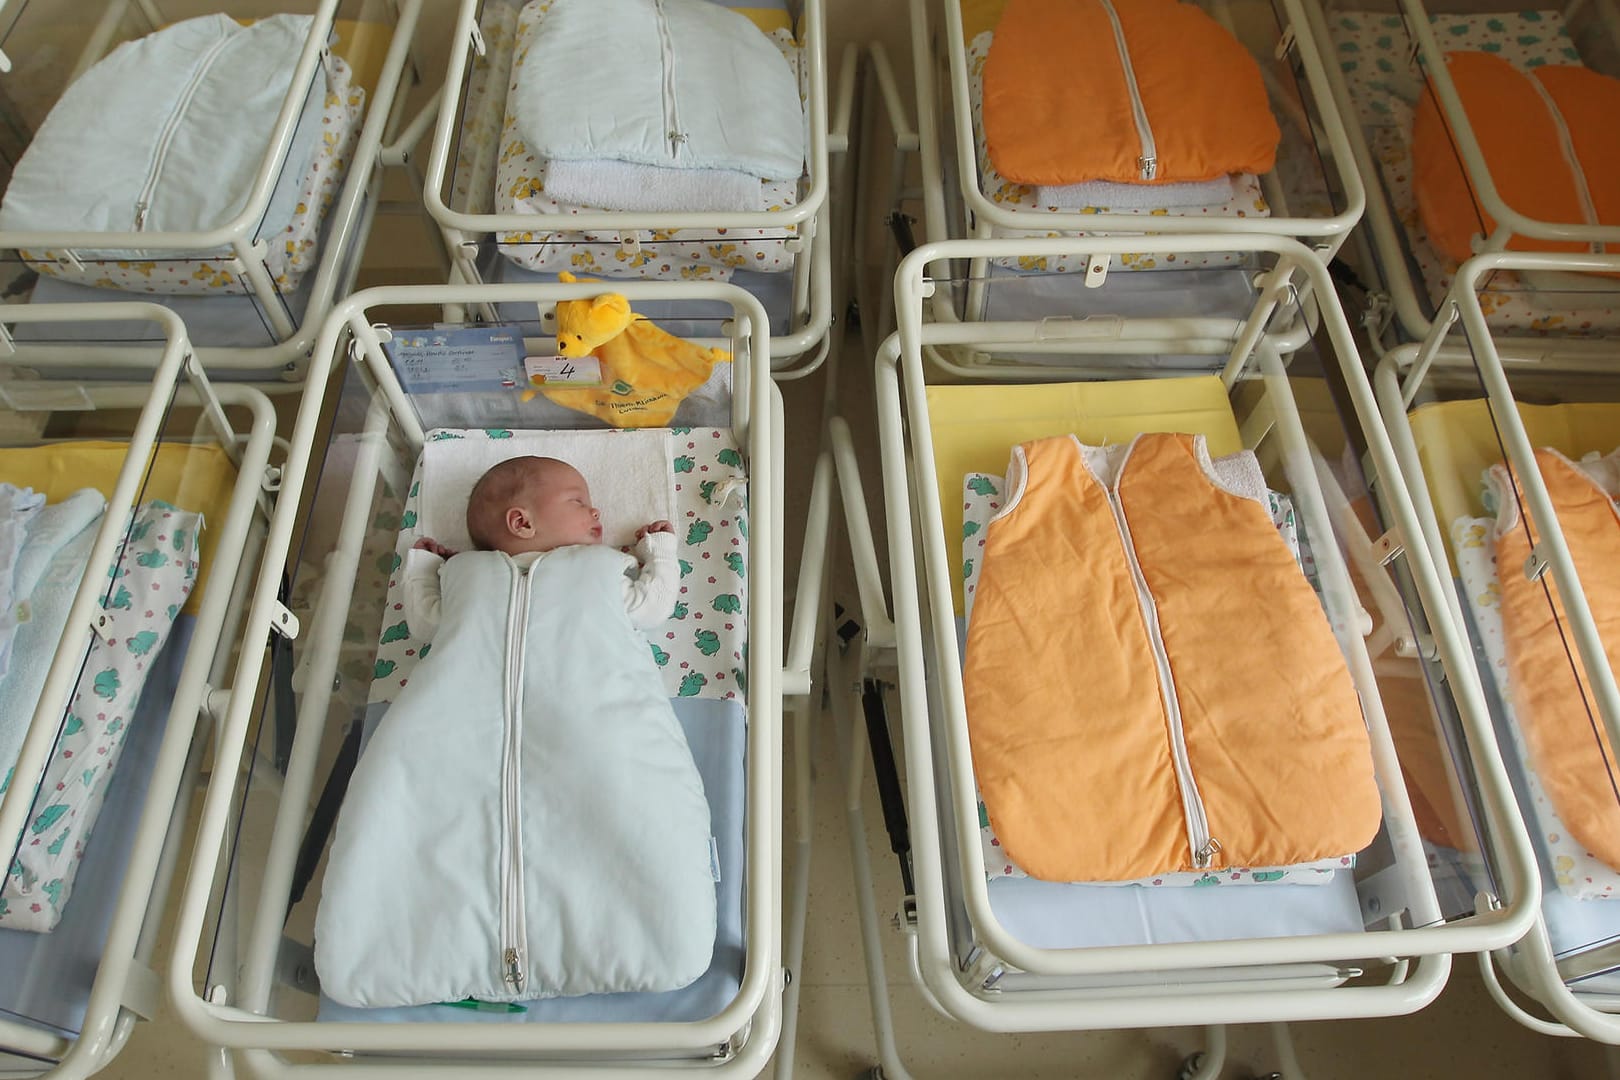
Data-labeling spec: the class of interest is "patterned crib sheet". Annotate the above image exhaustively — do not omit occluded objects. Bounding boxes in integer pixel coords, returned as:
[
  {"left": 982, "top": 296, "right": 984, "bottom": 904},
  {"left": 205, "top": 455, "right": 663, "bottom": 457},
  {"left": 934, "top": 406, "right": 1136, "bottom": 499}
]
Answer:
[
  {"left": 368, "top": 426, "right": 749, "bottom": 706},
  {"left": 959, "top": 469, "right": 1350, "bottom": 886},
  {"left": 1453, "top": 514, "right": 1620, "bottom": 900},
  {"left": 963, "top": 31, "right": 1270, "bottom": 275},
  {"left": 0, "top": 501, "right": 200, "bottom": 932},
  {"left": 484, "top": 0, "right": 802, "bottom": 281},
  {"left": 1330, "top": 11, "right": 1620, "bottom": 332},
  {"left": 22, "top": 58, "right": 365, "bottom": 298}
]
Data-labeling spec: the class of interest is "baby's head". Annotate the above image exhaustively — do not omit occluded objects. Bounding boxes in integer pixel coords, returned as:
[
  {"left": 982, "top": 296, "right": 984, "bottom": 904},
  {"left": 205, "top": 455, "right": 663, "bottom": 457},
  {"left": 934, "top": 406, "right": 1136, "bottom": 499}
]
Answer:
[{"left": 466, "top": 456, "right": 602, "bottom": 555}]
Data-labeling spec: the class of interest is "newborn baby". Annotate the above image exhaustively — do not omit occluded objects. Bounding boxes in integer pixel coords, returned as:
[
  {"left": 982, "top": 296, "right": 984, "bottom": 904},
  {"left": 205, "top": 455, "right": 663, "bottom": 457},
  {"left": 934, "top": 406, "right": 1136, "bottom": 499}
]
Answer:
[
  {"left": 315, "top": 455, "right": 716, "bottom": 1009},
  {"left": 405, "top": 455, "right": 676, "bottom": 635}
]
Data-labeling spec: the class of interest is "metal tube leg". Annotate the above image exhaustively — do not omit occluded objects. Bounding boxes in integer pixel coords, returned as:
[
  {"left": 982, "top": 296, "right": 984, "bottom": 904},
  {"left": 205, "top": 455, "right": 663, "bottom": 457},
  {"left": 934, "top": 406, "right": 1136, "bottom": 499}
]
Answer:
[
  {"left": 830, "top": 645, "right": 916, "bottom": 1080},
  {"left": 775, "top": 695, "right": 816, "bottom": 1080}
]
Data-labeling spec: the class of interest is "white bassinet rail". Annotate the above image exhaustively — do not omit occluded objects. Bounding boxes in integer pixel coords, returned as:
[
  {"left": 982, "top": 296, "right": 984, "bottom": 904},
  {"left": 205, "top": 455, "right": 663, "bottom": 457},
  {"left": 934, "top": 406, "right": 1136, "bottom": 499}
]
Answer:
[
  {"left": 826, "top": 237, "right": 1542, "bottom": 1076},
  {"left": 0, "top": 302, "right": 275, "bottom": 1079},
  {"left": 0, "top": 0, "right": 428, "bottom": 378},
  {"left": 1376, "top": 250, "right": 1620, "bottom": 1044},
  {"left": 163, "top": 280, "right": 841, "bottom": 1077},
  {"left": 1311, "top": 0, "right": 1620, "bottom": 346},
  {"left": 420, "top": 0, "right": 856, "bottom": 373}
]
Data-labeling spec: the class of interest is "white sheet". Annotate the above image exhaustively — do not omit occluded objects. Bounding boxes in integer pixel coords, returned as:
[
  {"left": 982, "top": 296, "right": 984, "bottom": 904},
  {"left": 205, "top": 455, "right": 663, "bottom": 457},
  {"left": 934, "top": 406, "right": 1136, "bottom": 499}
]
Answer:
[{"left": 416, "top": 427, "right": 674, "bottom": 554}]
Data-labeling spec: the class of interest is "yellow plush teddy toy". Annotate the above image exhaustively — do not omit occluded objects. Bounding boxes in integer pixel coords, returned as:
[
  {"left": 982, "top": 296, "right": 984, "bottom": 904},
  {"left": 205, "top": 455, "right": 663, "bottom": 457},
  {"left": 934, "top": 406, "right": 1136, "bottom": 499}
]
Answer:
[{"left": 527, "top": 271, "right": 730, "bottom": 428}]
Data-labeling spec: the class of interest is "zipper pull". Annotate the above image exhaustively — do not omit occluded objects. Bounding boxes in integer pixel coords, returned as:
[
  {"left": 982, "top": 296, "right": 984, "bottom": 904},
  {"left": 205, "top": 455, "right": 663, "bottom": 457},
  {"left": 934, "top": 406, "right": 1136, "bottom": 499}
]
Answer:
[
  {"left": 1194, "top": 838, "right": 1223, "bottom": 869},
  {"left": 503, "top": 948, "right": 525, "bottom": 992},
  {"left": 1137, "top": 155, "right": 1158, "bottom": 182},
  {"left": 134, "top": 201, "right": 149, "bottom": 230}
]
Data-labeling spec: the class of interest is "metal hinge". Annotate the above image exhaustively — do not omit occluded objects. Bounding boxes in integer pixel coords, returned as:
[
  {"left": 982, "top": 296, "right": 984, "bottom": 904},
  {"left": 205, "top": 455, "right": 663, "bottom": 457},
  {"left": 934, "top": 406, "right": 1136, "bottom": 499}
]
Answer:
[
  {"left": 270, "top": 601, "right": 300, "bottom": 641},
  {"left": 1371, "top": 528, "right": 1405, "bottom": 566}
]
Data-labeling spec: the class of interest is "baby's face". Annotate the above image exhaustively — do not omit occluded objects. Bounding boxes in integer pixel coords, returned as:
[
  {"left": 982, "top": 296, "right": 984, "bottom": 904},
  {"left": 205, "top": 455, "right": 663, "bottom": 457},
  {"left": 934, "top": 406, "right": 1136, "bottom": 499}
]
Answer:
[{"left": 525, "top": 465, "right": 603, "bottom": 549}]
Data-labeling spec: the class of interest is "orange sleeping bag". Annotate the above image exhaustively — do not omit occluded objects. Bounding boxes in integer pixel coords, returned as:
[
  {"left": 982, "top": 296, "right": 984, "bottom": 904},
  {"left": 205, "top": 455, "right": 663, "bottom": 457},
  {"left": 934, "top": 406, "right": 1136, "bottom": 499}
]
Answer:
[
  {"left": 1413, "top": 52, "right": 1620, "bottom": 265},
  {"left": 961, "top": 433, "right": 1382, "bottom": 882},
  {"left": 1494, "top": 449, "right": 1620, "bottom": 872},
  {"left": 980, "top": 0, "right": 1279, "bottom": 185}
]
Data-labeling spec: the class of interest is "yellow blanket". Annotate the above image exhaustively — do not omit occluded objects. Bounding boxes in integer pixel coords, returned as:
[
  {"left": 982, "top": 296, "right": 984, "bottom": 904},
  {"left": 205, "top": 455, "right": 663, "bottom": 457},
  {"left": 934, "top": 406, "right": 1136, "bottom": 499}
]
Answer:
[{"left": 0, "top": 442, "right": 239, "bottom": 614}]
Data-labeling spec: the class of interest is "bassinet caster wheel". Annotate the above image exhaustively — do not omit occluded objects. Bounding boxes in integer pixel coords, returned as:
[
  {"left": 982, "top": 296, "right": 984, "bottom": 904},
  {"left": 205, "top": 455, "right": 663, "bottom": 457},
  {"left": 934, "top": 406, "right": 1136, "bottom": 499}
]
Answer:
[{"left": 1176, "top": 1053, "right": 1206, "bottom": 1079}]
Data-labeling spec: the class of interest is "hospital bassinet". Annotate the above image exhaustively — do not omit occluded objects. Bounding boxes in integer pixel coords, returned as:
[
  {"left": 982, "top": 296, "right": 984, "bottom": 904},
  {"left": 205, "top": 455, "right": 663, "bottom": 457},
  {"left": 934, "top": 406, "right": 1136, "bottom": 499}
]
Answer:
[
  {"left": 163, "top": 279, "right": 830, "bottom": 1076},
  {"left": 0, "top": 0, "right": 428, "bottom": 379},
  {"left": 1315, "top": 0, "right": 1620, "bottom": 346},
  {"left": 1375, "top": 251, "right": 1620, "bottom": 1044},
  {"left": 420, "top": 0, "right": 857, "bottom": 373},
  {"left": 870, "top": 0, "right": 1366, "bottom": 336},
  {"left": 823, "top": 236, "right": 1544, "bottom": 1076},
  {"left": 0, "top": 303, "right": 276, "bottom": 1077}
]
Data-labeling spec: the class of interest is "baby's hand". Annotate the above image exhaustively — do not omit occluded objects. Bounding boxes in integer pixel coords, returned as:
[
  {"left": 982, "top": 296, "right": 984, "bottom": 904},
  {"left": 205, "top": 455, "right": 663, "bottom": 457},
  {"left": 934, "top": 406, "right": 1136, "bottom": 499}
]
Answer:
[
  {"left": 413, "top": 536, "right": 458, "bottom": 559},
  {"left": 636, "top": 520, "right": 674, "bottom": 541}
]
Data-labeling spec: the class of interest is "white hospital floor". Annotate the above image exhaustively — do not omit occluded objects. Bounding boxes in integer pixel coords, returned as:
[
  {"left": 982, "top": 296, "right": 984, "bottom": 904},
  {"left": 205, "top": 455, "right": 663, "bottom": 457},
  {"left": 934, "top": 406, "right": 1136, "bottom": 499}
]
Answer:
[{"left": 87, "top": 336, "right": 1620, "bottom": 1080}]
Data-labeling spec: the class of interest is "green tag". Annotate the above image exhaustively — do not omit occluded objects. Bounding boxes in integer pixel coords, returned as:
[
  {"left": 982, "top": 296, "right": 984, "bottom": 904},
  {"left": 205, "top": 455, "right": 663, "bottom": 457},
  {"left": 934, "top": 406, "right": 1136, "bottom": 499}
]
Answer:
[{"left": 611, "top": 380, "right": 634, "bottom": 396}]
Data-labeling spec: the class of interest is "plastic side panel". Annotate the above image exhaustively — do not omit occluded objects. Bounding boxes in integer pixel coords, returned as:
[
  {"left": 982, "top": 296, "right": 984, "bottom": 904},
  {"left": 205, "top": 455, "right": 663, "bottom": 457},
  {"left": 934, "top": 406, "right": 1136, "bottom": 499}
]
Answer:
[
  {"left": 1408, "top": 399, "right": 1620, "bottom": 566},
  {"left": 0, "top": 441, "right": 238, "bottom": 612}
]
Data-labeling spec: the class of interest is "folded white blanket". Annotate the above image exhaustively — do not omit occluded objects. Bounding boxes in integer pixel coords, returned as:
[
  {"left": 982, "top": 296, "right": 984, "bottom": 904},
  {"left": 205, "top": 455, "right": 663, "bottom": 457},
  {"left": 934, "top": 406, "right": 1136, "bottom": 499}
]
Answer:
[
  {"left": 0, "top": 490, "right": 105, "bottom": 791},
  {"left": 1035, "top": 174, "right": 1238, "bottom": 211},
  {"left": 512, "top": 0, "right": 803, "bottom": 180},
  {"left": 0, "top": 485, "right": 46, "bottom": 679},
  {"left": 418, "top": 429, "right": 674, "bottom": 553},
  {"left": 542, "top": 158, "right": 765, "bottom": 214}
]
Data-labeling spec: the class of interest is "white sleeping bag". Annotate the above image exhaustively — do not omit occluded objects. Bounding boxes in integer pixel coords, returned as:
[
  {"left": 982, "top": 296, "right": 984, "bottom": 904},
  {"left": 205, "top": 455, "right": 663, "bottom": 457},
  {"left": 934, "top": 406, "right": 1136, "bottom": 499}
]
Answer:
[
  {"left": 315, "top": 544, "right": 716, "bottom": 1008},
  {"left": 0, "top": 14, "right": 325, "bottom": 256},
  {"left": 512, "top": 0, "right": 804, "bottom": 180}
]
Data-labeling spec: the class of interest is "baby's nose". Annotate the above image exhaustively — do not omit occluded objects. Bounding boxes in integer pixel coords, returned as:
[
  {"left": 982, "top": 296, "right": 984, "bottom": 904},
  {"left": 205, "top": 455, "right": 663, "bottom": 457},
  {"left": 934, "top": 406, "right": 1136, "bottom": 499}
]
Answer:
[{"left": 591, "top": 508, "right": 601, "bottom": 520}]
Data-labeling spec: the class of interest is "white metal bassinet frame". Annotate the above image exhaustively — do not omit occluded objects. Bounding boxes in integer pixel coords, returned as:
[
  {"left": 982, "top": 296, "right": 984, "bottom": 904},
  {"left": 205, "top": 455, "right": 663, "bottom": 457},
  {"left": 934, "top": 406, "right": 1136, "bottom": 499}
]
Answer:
[
  {"left": 881, "top": 0, "right": 1368, "bottom": 332},
  {"left": 165, "top": 280, "right": 831, "bottom": 1077},
  {"left": 1375, "top": 250, "right": 1620, "bottom": 1044},
  {"left": 0, "top": 303, "right": 277, "bottom": 1078},
  {"left": 0, "top": 0, "right": 430, "bottom": 379},
  {"left": 1309, "top": 0, "right": 1620, "bottom": 347},
  {"left": 825, "top": 237, "right": 1544, "bottom": 1072},
  {"left": 420, "top": 0, "right": 856, "bottom": 376}
]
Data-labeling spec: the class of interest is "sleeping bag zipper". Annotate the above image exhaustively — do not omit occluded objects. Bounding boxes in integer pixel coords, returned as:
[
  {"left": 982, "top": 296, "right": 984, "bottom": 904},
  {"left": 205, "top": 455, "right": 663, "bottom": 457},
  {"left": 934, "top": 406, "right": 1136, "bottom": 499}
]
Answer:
[
  {"left": 135, "top": 26, "right": 236, "bottom": 230},
  {"left": 499, "top": 558, "right": 534, "bottom": 994},
  {"left": 1101, "top": 478, "right": 1221, "bottom": 869},
  {"left": 1526, "top": 72, "right": 1602, "bottom": 254},
  {"left": 1097, "top": 0, "right": 1158, "bottom": 182},
  {"left": 652, "top": 0, "right": 687, "bottom": 161}
]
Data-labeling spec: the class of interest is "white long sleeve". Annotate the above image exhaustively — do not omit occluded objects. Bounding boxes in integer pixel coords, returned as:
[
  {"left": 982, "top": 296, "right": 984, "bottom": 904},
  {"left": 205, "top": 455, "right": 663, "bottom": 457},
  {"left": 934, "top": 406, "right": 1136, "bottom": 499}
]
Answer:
[
  {"left": 402, "top": 547, "right": 445, "bottom": 641},
  {"left": 623, "top": 532, "right": 679, "bottom": 629}
]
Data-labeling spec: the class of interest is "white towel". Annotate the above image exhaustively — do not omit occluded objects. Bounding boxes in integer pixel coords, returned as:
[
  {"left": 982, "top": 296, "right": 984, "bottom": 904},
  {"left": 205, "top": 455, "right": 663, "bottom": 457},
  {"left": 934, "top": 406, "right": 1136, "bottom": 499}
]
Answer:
[
  {"left": 0, "top": 484, "right": 46, "bottom": 679},
  {"left": 542, "top": 158, "right": 765, "bottom": 213},
  {"left": 417, "top": 429, "right": 674, "bottom": 554},
  {"left": 1035, "top": 174, "right": 1238, "bottom": 211},
  {"left": 0, "top": 489, "right": 106, "bottom": 791}
]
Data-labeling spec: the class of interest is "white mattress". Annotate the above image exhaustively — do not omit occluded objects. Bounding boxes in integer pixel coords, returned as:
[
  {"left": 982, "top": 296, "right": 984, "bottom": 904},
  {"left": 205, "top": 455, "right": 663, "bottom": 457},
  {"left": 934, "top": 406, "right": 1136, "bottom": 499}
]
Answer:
[{"left": 1330, "top": 10, "right": 1620, "bottom": 332}]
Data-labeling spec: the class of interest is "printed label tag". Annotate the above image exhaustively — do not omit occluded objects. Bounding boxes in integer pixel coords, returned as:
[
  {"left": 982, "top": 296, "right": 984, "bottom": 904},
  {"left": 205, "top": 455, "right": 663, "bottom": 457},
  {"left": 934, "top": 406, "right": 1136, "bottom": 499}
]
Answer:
[
  {"left": 523, "top": 355, "right": 602, "bottom": 386},
  {"left": 384, "top": 326, "right": 525, "bottom": 394}
]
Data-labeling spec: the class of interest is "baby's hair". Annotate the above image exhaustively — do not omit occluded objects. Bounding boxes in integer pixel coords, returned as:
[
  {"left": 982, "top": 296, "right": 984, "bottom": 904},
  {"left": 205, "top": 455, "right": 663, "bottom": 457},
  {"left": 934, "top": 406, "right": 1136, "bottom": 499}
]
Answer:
[{"left": 466, "top": 456, "right": 568, "bottom": 550}]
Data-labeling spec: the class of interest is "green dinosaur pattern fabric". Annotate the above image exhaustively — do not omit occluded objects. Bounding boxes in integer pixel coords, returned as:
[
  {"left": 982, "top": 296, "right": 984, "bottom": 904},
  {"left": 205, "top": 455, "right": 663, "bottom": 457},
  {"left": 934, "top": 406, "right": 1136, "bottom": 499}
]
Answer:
[{"left": 1, "top": 501, "right": 200, "bottom": 931}]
